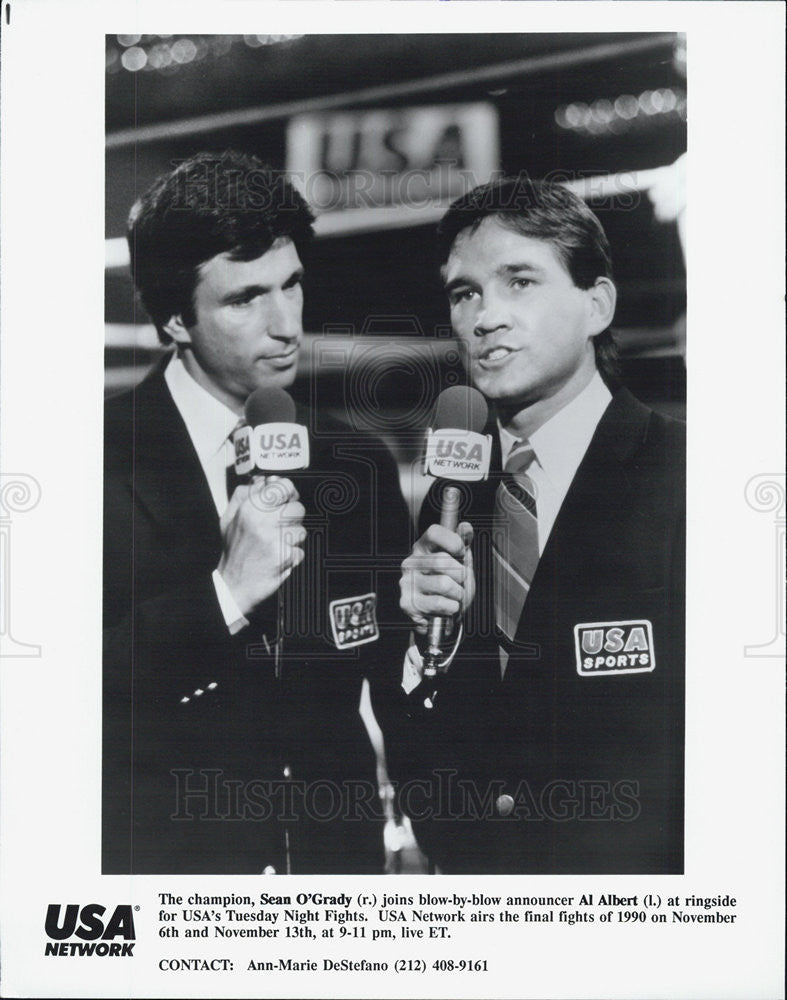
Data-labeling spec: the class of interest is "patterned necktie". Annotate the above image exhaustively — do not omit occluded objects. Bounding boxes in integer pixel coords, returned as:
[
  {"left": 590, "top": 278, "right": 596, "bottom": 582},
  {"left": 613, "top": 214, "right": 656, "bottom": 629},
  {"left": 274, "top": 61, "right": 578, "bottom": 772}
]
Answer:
[
  {"left": 493, "top": 440, "right": 539, "bottom": 655},
  {"left": 225, "top": 423, "right": 245, "bottom": 505}
]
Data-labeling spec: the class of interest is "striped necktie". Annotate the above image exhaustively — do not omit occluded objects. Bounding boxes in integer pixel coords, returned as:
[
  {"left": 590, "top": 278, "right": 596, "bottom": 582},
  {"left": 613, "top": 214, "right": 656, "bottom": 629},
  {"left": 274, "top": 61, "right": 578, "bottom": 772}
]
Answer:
[{"left": 493, "top": 440, "right": 539, "bottom": 663}]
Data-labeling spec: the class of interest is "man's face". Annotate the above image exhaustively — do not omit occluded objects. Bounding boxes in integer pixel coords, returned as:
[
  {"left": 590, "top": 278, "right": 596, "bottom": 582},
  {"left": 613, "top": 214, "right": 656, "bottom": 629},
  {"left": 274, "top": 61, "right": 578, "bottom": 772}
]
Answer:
[
  {"left": 168, "top": 238, "right": 304, "bottom": 411},
  {"left": 444, "top": 218, "right": 613, "bottom": 418}
]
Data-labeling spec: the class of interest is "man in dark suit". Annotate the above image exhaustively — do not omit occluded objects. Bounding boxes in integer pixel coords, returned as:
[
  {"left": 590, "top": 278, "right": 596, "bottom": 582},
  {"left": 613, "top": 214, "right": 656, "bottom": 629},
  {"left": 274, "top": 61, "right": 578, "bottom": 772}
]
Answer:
[
  {"left": 396, "top": 177, "right": 685, "bottom": 874},
  {"left": 103, "top": 151, "right": 408, "bottom": 874}
]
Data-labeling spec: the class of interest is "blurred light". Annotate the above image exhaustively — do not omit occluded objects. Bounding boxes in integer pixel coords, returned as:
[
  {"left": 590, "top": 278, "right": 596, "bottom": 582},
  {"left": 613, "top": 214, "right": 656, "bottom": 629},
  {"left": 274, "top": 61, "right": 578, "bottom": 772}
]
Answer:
[
  {"left": 106, "top": 48, "right": 119, "bottom": 71},
  {"left": 660, "top": 88, "right": 677, "bottom": 112},
  {"left": 121, "top": 46, "right": 147, "bottom": 72},
  {"left": 556, "top": 87, "right": 686, "bottom": 135},
  {"left": 111, "top": 33, "right": 304, "bottom": 77},
  {"left": 244, "top": 33, "right": 303, "bottom": 47},
  {"left": 210, "top": 36, "right": 233, "bottom": 57},
  {"left": 614, "top": 94, "right": 639, "bottom": 120},
  {"left": 147, "top": 43, "right": 173, "bottom": 70},
  {"left": 383, "top": 819, "right": 410, "bottom": 854},
  {"left": 592, "top": 98, "right": 614, "bottom": 124},
  {"left": 171, "top": 38, "right": 197, "bottom": 64},
  {"left": 638, "top": 91, "right": 657, "bottom": 115},
  {"left": 673, "top": 33, "right": 687, "bottom": 77}
]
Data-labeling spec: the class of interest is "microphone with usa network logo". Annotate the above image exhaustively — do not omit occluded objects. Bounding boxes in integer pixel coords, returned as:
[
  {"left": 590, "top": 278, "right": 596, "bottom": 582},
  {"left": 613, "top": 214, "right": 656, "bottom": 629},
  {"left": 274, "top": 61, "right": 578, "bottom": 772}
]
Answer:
[
  {"left": 232, "top": 387, "right": 309, "bottom": 677},
  {"left": 421, "top": 385, "right": 491, "bottom": 677},
  {"left": 233, "top": 386, "right": 310, "bottom": 477}
]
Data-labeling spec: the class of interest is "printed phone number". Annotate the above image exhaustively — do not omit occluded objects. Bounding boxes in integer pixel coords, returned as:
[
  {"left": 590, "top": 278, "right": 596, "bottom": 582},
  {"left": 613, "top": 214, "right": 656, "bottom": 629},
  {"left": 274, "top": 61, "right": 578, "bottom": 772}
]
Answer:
[{"left": 395, "top": 959, "right": 489, "bottom": 973}]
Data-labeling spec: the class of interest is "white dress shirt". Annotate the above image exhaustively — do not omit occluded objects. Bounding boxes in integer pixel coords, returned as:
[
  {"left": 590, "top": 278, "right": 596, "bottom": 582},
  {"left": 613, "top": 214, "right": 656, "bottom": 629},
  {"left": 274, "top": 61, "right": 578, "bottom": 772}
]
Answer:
[
  {"left": 164, "top": 355, "right": 249, "bottom": 633},
  {"left": 498, "top": 372, "right": 612, "bottom": 554}
]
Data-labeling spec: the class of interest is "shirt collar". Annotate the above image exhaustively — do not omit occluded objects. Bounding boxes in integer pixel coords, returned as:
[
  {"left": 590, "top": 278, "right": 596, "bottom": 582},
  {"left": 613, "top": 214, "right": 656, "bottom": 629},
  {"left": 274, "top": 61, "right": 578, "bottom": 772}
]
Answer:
[
  {"left": 164, "top": 354, "right": 240, "bottom": 463},
  {"left": 498, "top": 372, "right": 612, "bottom": 487}
]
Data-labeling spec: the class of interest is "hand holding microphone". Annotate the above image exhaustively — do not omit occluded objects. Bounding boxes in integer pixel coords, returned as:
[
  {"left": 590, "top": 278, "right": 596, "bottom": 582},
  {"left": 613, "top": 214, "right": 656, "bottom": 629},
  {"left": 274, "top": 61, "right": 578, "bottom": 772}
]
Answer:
[
  {"left": 218, "top": 478, "right": 305, "bottom": 616},
  {"left": 400, "top": 518, "right": 475, "bottom": 645},
  {"left": 219, "top": 388, "right": 308, "bottom": 617},
  {"left": 399, "top": 387, "right": 490, "bottom": 677}
]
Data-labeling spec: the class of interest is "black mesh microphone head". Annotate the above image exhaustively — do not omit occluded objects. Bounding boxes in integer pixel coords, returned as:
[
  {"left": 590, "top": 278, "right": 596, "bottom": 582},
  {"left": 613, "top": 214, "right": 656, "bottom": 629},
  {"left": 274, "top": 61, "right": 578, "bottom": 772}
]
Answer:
[
  {"left": 244, "top": 387, "right": 297, "bottom": 426},
  {"left": 432, "top": 386, "right": 489, "bottom": 434}
]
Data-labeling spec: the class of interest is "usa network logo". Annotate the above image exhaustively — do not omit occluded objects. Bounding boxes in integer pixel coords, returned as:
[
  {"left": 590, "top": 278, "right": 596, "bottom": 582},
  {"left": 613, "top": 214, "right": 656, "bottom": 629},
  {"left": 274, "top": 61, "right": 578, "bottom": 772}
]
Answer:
[{"left": 44, "top": 903, "right": 136, "bottom": 957}]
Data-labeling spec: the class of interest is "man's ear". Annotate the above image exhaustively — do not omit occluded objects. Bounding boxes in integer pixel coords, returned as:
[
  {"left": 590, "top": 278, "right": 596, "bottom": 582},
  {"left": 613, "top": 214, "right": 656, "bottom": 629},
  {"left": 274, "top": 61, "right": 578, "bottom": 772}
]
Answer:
[
  {"left": 586, "top": 277, "right": 617, "bottom": 337},
  {"left": 161, "top": 314, "right": 192, "bottom": 346}
]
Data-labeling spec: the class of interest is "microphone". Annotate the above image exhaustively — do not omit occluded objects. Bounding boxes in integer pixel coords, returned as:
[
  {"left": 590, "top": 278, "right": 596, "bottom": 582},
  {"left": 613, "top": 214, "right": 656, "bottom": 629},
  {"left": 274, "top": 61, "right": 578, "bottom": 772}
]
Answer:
[
  {"left": 422, "top": 386, "right": 490, "bottom": 678},
  {"left": 232, "top": 387, "right": 310, "bottom": 679},
  {"left": 233, "top": 387, "right": 310, "bottom": 476}
]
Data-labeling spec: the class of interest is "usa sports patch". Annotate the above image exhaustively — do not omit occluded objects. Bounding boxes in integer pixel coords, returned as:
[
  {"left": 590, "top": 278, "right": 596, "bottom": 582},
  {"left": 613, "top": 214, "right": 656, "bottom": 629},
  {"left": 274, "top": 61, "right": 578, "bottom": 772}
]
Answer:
[
  {"left": 574, "top": 620, "right": 655, "bottom": 676},
  {"left": 329, "top": 593, "right": 379, "bottom": 649}
]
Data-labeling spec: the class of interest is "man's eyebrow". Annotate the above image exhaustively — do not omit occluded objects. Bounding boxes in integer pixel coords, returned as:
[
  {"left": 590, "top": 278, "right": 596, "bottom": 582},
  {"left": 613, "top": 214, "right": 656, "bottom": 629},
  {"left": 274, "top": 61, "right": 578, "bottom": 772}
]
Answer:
[
  {"left": 443, "top": 262, "right": 546, "bottom": 293},
  {"left": 283, "top": 266, "right": 305, "bottom": 287},
  {"left": 219, "top": 283, "right": 266, "bottom": 304},
  {"left": 219, "top": 268, "right": 304, "bottom": 304},
  {"left": 497, "top": 262, "right": 546, "bottom": 277},
  {"left": 443, "top": 275, "right": 475, "bottom": 294}
]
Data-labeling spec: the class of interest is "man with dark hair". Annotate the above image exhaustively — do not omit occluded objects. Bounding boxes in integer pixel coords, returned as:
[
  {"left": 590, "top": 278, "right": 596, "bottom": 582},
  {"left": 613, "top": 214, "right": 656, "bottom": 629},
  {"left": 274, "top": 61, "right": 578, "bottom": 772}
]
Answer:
[
  {"left": 127, "top": 152, "right": 316, "bottom": 346},
  {"left": 104, "top": 151, "right": 408, "bottom": 874},
  {"left": 396, "top": 176, "right": 685, "bottom": 874}
]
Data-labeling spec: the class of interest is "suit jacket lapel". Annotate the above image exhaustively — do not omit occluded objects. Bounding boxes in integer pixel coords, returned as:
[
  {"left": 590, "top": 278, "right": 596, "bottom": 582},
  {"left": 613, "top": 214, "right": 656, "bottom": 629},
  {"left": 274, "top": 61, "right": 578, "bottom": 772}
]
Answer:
[
  {"left": 128, "top": 366, "right": 222, "bottom": 554},
  {"left": 508, "top": 388, "right": 651, "bottom": 656}
]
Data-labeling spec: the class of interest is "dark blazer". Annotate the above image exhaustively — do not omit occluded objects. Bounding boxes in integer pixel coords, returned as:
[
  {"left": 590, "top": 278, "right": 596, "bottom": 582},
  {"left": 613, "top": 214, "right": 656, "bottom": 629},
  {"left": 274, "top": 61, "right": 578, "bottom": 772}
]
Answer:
[
  {"left": 103, "top": 364, "right": 410, "bottom": 874},
  {"left": 390, "top": 388, "right": 685, "bottom": 874}
]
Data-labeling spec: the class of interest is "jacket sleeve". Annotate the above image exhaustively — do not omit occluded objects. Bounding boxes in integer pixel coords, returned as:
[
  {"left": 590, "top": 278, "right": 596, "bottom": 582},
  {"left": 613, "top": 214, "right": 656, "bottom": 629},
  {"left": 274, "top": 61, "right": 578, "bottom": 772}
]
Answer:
[{"left": 102, "top": 439, "right": 281, "bottom": 872}]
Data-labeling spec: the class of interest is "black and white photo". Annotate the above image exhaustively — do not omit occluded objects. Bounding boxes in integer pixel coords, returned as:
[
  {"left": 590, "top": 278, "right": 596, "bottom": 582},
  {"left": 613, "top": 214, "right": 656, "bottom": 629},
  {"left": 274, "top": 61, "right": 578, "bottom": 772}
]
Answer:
[{"left": 0, "top": 4, "right": 783, "bottom": 999}]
